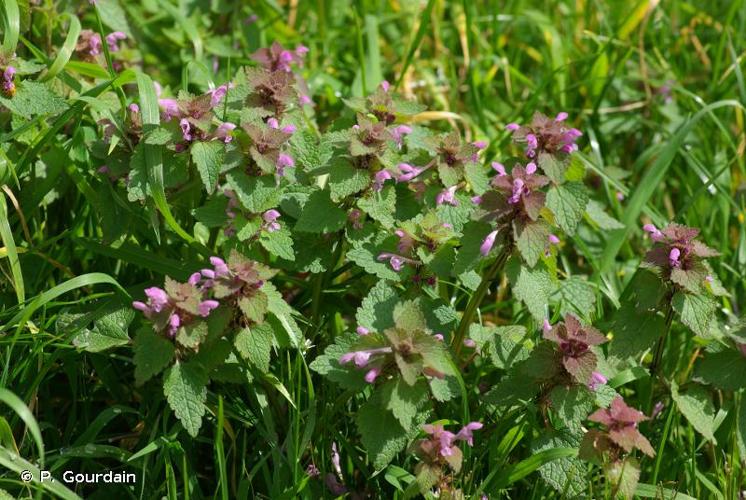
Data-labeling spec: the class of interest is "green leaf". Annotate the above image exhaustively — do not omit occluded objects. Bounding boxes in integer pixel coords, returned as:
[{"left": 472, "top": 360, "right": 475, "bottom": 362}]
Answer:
[
  {"left": 453, "top": 221, "right": 493, "bottom": 275},
  {"left": 514, "top": 219, "right": 551, "bottom": 267},
  {"left": 72, "top": 306, "right": 133, "bottom": 353},
  {"left": 164, "top": 361, "right": 208, "bottom": 437},
  {"left": 671, "top": 381, "right": 717, "bottom": 443},
  {"left": 235, "top": 323, "right": 274, "bottom": 372},
  {"left": 585, "top": 199, "right": 624, "bottom": 230},
  {"left": 358, "top": 185, "right": 397, "bottom": 228},
  {"left": 537, "top": 152, "right": 569, "bottom": 183},
  {"left": 191, "top": 141, "right": 224, "bottom": 194},
  {"left": 239, "top": 293, "right": 268, "bottom": 323},
  {"left": 506, "top": 258, "right": 556, "bottom": 321},
  {"left": 555, "top": 276, "right": 596, "bottom": 320},
  {"left": 694, "top": 349, "right": 746, "bottom": 391},
  {"left": 356, "top": 280, "right": 399, "bottom": 331},
  {"left": 134, "top": 328, "right": 175, "bottom": 386},
  {"left": 469, "top": 324, "right": 531, "bottom": 370},
  {"left": 328, "top": 160, "right": 370, "bottom": 200},
  {"left": 672, "top": 292, "right": 716, "bottom": 337},
  {"left": 381, "top": 379, "right": 429, "bottom": 431},
  {"left": 0, "top": 81, "right": 67, "bottom": 118},
  {"left": 393, "top": 300, "right": 428, "bottom": 332},
  {"left": 545, "top": 182, "right": 588, "bottom": 235},
  {"left": 606, "top": 457, "right": 640, "bottom": 500},
  {"left": 356, "top": 389, "right": 426, "bottom": 470},
  {"left": 176, "top": 321, "right": 208, "bottom": 349},
  {"left": 295, "top": 189, "right": 347, "bottom": 233},
  {"left": 531, "top": 430, "right": 586, "bottom": 498},
  {"left": 464, "top": 162, "right": 489, "bottom": 194},
  {"left": 259, "top": 228, "right": 295, "bottom": 261},
  {"left": 549, "top": 385, "right": 595, "bottom": 432},
  {"left": 227, "top": 172, "right": 280, "bottom": 213},
  {"left": 290, "top": 130, "right": 333, "bottom": 173},
  {"left": 193, "top": 196, "right": 228, "bottom": 228}
]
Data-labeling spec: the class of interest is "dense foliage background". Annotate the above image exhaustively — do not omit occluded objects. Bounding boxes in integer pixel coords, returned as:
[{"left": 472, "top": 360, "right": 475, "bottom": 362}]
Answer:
[{"left": 1, "top": 0, "right": 746, "bottom": 498}]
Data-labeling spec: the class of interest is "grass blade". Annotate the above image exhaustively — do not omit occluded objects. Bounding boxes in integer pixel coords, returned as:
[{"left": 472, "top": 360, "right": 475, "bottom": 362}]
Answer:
[
  {"left": 40, "top": 13, "right": 81, "bottom": 82},
  {"left": 0, "top": 191, "right": 24, "bottom": 303},
  {"left": 1, "top": 0, "right": 19, "bottom": 56},
  {"left": 0, "top": 389, "right": 44, "bottom": 468},
  {"left": 395, "top": 0, "right": 437, "bottom": 89}
]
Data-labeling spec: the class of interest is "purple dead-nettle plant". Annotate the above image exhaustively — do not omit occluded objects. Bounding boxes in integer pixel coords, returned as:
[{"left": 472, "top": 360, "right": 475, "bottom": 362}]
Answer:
[
  {"left": 579, "top": 397, "right": 655, "bottom": 498},
  {"left": 581, "top": 396, "right": 655, "bottom": 459},
  {"left": 407, "top": 422, "right": 483, "bottom": 496},
  {"left": 477, "top": 161, "right": 550, "bottom": 257},
  {"left": 242, "top": 121, "right": 295, "bottom": 176},
  {"left": 338, "top": 300, "right": 452, "bottom": 385},
  {"left": 132, "top": 279, "right": 219, "bottom": 338},
  {"left": 642, "top": 222, "right": 720, "bottom": 294},
  {"left": 204, "top": 250, "right": 277, "bottom": 324},
  {"left": 506, "top": 112, "right": 582, "bottom": 157},
  {"left": 543, "top": 314, "right": 607, "bottom": 385}
]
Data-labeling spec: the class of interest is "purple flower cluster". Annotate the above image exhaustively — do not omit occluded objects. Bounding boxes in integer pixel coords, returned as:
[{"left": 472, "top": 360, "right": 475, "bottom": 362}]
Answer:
[
  {"left": 339, "top": 346, "right": 392, "bottom": 383},
  {"left": 2, "top": 66, "right": 15, "bottom": 96},
  {"left": 506, "top": 112, "right": 582, "bottom": 157},
  {"left": 585, "top": 396, "right": 655, "bottom": 457},
  {"left": 414, "top": 421, "right": 483, "bottom": 466},
  {"left": 251, "top": 41, "right": 308, "bottom": 73},
  {"left": 543, "top": 314, "right": 606, "bottom": 385},
  {"left": 132, "top": 280, "right": 219, "bottom": 338},
  {"left": 642, "top": 223, "right": 718, "bottom": 271}
]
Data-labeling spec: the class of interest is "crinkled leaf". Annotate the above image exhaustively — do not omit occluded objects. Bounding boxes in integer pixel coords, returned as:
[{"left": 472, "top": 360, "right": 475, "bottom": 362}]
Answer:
[
  {"left": 694, "top": 349, "right": 746, "bottom": 391},
  {"left": 191, "top": 141, "right": 224, "bottom": 194},
  {"left": 672, "top": 292, "right": 716, "bottom": 337},
  {"left": 235, "top": 323, "right": 274, "bottom": 372},
  {"left": 507, "top": 257, "right": 556, "bottom": 321},
  {"left": 515, "top": 219, "right": 551, "bottom": 267},
  {"left": 164, "top": 361, "right": 208, "bottom": 437},
  {"left": 358, "top": 185, "right": 397, "bottom": 229},
  {"left": 134, "top": 328, "right": 175, "bottom": 386},
  {"left": 381, "top": 379, "right": 429, "bottom": 431},
  {"left": 671, "top": 381, "right": 716, "bottom": 443},
  {"left": 295, "top": 189, "right": 347, "bottom": 233},
  {"left": 259, "top": 228, "right": 295, "bottom": 261},
  {"left": 545, "top": 182, "right": 589, "bottom": 235}
]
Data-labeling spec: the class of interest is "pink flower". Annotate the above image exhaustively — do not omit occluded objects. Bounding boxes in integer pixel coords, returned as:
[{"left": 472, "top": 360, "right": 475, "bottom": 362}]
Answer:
[
  {"left": 377, "top": 253, "right": 405, "bottom": 271},
  {"left": 167, "top": 313, "right": 181, "bottom": 336},
  {"left": 198, "top": 299, "right": 220, "bottom": 317},
  {"left": 422, "top": 424, "right": 458, "bottom": 457},
  {"left": 390, "top": 125, "right": 412, "bottom": 147},
  {"left": 471, "top": 195, "right": 482, "bottom": 205},
  {"left": 542, "top": 318, "right": 552, "bottom": 334},
  {"left": 506, "top": 123, "right": 520, "bottom": 131},
  {"left": 434, "top": 333, "right": 444, "bottom": 341},
  {"left": 473, "top": 140, "right": 487, "bottom": 150},
  {"left": 208, "top": 83, "right": 231, "bottom": 108},
  {"left": 188, "top": 272, "right": 202, "bottom": 286},
  {"left": 480, "top": 230, "right": 498, "bottom": 256},
  {"left": 588, "top": 371, "right": 607, "bottom": 390},
  {"left": 158, "top": 98, "right": 179, "bottom": 121},
  {"left": 128, "top": 103, "right": 139, "bottom": 114},
  {"left": 455, "top": 422, "right": 484, "bottom": 446},
  {"left": 616, "top": 191, "right": 625, "bottom": 201},
  {"left": 263, "top": 209, "right": 281, "bottom": 232},
  {"left": 281, "top": 124, "right": 296, "bottom": 134},
  {"left": 463, "top": 338, "right": 476, "bottom": 348},
  {"left": 435, "top": 185, "right": 459, "bottom": 206},
  {"left": 88, "top": 33, "right": 102, "bottom": 56},
  {"left": 105, "top": 31, "right": 126, "bottom": 52},
  {"left": 356, "top": 326, "right": 369, "bottom": 336},
  {"left": 179, "top": 118, "right": 193, "bottom": 142},
  {"left": 380, "top": 80, "right": 390, "bottom": 92},
  {"left": 277, "top": 153, "right": 294, "bottom": 176},
  {"left": 373, "top": 170, "right": 392, "bottom": 191},
  {"left": 299, "top": 94, "right": 312, "bottom": 105},
  {"left": 525, "top": 162, "right": 537, "bottom": 175},
  {"left": 555, "top": 112, "right": 568, "bottom": 122},
  {"left": 144, "top": 287, "right": 169, "bottom": 312},
  {"left": 668, "top": 247, "right": 681, "bottom": 267},
  {"left": 396, "top": 163, "right": 423, "bottom": 182},
  {"left": 643, "top": 223, "right": 663, "bottom": 241},
  {"left": 267, "top": 117, "right": 279, "bottom": 129},
  {"left": 548, "top": 234, "right": 560, "bottom": 245},
  {"left": 508, "top": 178, "right": 526, "bottom": 204},
  {"left": 491, "top": 162, "right": 507, "bottom": 176},
  {"left": 210, "top": 256, "right": 230, "bottom": 276},
  {"left": 215, "top": 122, "right": 236, "bottom": 143},
  {"left": 364, "top": 367, "right": 381, "bottom": 383}
]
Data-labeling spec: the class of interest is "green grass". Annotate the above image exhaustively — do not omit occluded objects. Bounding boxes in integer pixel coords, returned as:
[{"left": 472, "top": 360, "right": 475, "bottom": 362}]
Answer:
[{"left": 1, "top": 0, "right": 746, "bottom": 498}]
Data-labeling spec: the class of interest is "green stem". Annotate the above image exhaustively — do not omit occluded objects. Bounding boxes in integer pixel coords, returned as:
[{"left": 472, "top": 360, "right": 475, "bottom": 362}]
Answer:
[
  {"left": 452, "top": 244, "right": 512, "bottom": 357},
  {"left": 649, "top": 301, "right": 675, "bottom": 379}
]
